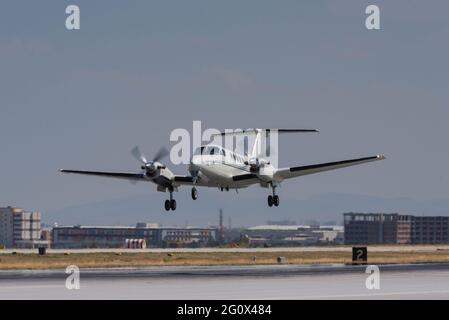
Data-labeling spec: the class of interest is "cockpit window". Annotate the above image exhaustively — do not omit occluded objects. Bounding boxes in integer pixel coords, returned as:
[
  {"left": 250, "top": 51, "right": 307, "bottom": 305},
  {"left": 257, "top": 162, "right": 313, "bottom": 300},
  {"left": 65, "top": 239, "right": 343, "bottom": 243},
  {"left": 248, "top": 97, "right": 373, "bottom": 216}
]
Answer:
[
  {"left": 198, "top": 146, "right": 223, "bottom": 156},
  {"left": 194, "top": 146, "right": 205, "bottom": 155}
]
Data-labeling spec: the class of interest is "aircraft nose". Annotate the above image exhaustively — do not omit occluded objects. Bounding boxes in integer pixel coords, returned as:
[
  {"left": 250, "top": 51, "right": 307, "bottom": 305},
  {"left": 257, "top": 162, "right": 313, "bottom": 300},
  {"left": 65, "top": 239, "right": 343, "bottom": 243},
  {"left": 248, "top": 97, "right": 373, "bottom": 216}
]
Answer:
[
  {"left": 191, "top": 155, "right": 202, "bottom": 166},
  {"left": 190, "top": 156, "right": 202, "bottom": 171}
]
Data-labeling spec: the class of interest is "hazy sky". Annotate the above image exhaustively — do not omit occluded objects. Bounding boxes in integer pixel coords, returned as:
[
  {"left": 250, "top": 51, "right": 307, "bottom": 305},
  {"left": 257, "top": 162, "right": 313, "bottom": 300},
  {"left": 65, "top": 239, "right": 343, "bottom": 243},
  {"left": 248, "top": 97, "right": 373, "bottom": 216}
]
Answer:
[{"left": 1, "top": 1, "right": 448, "bottom": 220}]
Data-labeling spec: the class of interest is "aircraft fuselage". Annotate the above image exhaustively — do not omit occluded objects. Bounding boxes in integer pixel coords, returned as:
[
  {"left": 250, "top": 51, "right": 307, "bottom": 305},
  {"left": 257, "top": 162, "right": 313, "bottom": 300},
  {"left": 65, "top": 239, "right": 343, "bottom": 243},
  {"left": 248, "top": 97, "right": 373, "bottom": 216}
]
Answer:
[{"left": 189, "top": 144, "right": 272, "bottom": 189}]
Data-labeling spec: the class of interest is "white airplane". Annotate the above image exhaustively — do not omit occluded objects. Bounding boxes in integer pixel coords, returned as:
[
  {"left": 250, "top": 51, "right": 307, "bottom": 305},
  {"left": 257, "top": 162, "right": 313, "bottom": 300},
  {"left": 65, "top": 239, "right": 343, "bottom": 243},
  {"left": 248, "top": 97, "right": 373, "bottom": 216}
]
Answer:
[{"left": 60, "top": 129, "right": 385, "bottom": 211}]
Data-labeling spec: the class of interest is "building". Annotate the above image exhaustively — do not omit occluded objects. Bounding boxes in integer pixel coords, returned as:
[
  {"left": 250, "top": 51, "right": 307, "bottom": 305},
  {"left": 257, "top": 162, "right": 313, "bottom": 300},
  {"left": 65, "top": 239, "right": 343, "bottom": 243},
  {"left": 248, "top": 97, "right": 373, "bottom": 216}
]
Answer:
[
  {"left": 344, "top": 213, "right": 397, "bottom": 244},
  {"left": 397, "top": 215, "right": 413, "bottom": 244},
  {"left": 344, "top": 212, "right": 449, "bottom": 245},
  {"left": 161, "top": 228, "right": 217, "bottom": 247},
  {"left": 412, "top": 216, "right": 449, "bottom": 244},
  {"left": 40, "top": 228, "right": 52, "bottom": 242},
  {"left": 52, "top": 225, "right": 160, "bottom": 249},
  {"left": 0, "top": 206, "right": 48, "bottom": 248},
  {"left": 52, "top": 224, "right": 218, "bottom": 248},
  {"left": 244, "top": 225, "right": 344, "bottom": 247}
]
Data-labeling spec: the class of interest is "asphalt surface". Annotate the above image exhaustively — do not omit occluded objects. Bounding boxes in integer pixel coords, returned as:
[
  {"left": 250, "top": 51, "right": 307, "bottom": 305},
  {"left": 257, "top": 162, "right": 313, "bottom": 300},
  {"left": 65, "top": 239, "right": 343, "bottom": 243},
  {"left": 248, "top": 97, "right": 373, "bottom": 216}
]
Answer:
[{"left": 1, "top": 263, "right": 449, "bottom": 299}]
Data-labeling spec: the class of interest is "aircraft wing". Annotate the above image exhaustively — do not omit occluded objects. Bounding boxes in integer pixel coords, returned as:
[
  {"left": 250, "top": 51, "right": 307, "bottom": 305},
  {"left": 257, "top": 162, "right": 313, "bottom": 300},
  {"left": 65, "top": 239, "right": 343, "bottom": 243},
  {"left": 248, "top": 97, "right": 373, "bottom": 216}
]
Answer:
[
  {"left": 274, "top": 155, "right": 385, "bottom": 180},
  {"left": 60, "top": 169, "right": 146, "bottom": 181}
]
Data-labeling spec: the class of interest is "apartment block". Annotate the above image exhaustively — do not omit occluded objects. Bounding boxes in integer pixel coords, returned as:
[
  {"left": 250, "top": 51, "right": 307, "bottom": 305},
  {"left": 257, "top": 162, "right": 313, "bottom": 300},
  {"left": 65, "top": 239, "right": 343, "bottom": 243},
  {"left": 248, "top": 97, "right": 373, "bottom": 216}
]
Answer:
[
  {"left": 0, "top": 206, "right": 45, "bottom": 248},
  {"left": 344, "top": 212, "right": 449, "bottom": 245}
]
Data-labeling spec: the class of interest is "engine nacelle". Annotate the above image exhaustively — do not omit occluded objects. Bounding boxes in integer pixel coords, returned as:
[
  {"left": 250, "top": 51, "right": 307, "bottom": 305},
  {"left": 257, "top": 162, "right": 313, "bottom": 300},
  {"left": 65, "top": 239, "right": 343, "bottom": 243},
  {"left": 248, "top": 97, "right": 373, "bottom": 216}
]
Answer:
[{"left": 143, "top": 161, "right": 166, "bottom": 178}]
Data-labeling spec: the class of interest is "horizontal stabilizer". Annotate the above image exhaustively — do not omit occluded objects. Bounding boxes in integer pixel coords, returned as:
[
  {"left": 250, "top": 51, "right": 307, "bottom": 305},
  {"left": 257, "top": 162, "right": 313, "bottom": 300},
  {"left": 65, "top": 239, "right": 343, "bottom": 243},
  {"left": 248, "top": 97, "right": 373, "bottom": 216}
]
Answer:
[{"left": 211, "top": 128, "right": 319, "bottom": 137}]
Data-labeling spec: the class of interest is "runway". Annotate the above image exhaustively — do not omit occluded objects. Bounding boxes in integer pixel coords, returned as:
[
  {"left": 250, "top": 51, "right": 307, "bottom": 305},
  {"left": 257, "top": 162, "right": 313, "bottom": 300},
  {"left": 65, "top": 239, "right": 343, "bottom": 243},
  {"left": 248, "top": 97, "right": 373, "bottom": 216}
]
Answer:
[
  {"left": 3, "top": 245, "right": 449, "bottom": 254},
  {"left": 1, "top": 264, "right": 449, "bottom": 299}
]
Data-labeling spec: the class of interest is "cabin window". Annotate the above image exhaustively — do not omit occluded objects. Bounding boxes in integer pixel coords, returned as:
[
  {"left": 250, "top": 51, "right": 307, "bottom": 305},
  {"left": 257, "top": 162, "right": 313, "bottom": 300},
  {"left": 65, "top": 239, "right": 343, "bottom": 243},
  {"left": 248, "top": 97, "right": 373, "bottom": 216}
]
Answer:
[{"left": 209, "top": 147, "right": 220, "bottom": 155}]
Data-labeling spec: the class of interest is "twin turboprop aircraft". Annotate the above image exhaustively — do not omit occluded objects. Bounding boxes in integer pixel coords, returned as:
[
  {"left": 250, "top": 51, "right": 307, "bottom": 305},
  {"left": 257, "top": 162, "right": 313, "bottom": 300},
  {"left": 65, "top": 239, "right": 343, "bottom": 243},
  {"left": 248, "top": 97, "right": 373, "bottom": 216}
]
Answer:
[{"left": 60, "top": 128, "right": 385, "bottom": 211}]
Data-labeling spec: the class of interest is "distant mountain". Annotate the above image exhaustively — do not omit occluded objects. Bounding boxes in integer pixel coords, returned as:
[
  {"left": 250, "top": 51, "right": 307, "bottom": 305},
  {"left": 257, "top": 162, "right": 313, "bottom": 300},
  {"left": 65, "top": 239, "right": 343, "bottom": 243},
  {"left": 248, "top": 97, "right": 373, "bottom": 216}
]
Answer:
[{"left": 44, "top": 192, "right": 449, "bottom": 228}]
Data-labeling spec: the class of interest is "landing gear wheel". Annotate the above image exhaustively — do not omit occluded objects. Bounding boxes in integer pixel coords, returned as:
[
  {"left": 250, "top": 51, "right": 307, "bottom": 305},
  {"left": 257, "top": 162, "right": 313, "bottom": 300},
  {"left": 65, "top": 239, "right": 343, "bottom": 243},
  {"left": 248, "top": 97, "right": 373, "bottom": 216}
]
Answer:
[
  {"left": 267, "top": 195, "right": 273, "bottom": 207},
  {"left": 191, "top": 187, "right": 198, "bottom": 200},
  {"left": 273, "top": 195, "right": 280, "bottom": 207},
  {"left": 170, "top": 199, "right": 177, "bottom": 210},
  {"left": 164, "top": 200, "right": 171, "bottom": 211}
]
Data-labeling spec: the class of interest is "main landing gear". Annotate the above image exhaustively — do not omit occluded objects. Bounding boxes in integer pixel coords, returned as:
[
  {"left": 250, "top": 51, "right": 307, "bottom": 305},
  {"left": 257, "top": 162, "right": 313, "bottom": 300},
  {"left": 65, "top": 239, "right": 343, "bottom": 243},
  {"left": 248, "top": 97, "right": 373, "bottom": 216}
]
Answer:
[
  {"left": 164, "top": 190, "right": 177, "bottom": 211},
  {"left": 165, "top": 187, "right": 198, "bottom": 211},
  {"left": 267, "top": 185, "right": 280, "bottom": 207},
  {"left": 267, "top": 195, "right": 279, "bottom": 207},
  {"left": 191, "top": 187, "right": 198, "bottom": 200}
]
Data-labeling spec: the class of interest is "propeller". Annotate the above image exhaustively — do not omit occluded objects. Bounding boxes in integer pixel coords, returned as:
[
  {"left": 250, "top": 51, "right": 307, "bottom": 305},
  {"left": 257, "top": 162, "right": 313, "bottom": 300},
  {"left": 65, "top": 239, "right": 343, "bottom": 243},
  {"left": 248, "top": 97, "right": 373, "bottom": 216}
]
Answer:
[
  {"left": 152, "top": 146, "right": 169, "bottom": 163},
  {"left": 131, "top": 146, "right": 148, "bottom": 165},
  {"left": 131, "top": 146, "right": 168, "bottom": 176}
]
